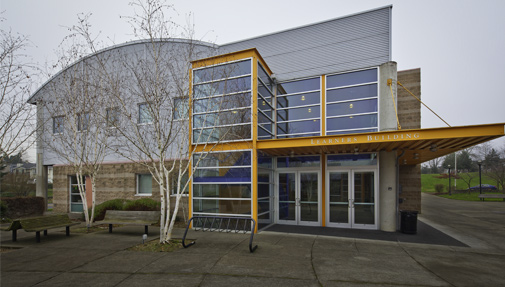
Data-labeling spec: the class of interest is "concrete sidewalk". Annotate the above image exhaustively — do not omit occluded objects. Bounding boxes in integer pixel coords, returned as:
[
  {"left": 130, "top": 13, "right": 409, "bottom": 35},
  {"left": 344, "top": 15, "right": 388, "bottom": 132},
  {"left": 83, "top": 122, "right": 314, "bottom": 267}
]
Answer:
[{"left": 1, "top": 193, "right": 505, "bottom": 286}]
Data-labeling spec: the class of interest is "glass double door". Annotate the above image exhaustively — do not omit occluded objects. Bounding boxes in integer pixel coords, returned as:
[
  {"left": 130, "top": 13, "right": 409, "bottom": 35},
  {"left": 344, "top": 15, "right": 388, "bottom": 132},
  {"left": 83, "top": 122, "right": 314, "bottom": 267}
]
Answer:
[
  {"left": 277, "top": 171, "right": 320, "bottom": 226},
  {"left": 326, "top": 170, "right": 376, "bottom": 229}
]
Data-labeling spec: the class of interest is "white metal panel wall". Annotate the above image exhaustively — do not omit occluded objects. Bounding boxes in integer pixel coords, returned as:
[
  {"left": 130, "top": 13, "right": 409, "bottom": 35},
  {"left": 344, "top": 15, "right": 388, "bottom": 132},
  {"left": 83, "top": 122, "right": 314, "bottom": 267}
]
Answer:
[{"left": 220, "top": 6, "right": 391, "bottom": 81}]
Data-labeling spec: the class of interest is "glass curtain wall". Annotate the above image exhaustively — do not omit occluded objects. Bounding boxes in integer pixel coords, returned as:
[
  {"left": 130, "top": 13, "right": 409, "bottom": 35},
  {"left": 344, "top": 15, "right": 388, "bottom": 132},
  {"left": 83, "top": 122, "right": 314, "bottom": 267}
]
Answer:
[
  {"left": 192, "top": 59, "right": 252, "bottom": 143},
  {"left": 277, "top": 77, "right": 321, "bottom": 138},
  {"left": 257, "top": 152, "right": 274, "bottom": 229},
  {"left": 192, "top": 150, "right": 252, "bottom": 216},
  {"left": 257, "top": 63, "right": 275, "bottom": 140},
  {"left": 326, "top": 68, "right": 378, "bottom": 135}
]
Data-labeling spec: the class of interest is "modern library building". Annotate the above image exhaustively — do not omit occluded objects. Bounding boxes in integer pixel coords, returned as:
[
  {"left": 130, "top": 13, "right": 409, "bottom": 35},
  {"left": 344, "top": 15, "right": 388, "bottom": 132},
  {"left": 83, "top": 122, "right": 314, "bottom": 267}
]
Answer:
[{"left": 31, "top": 5, "right": 504, "bottom": 233}]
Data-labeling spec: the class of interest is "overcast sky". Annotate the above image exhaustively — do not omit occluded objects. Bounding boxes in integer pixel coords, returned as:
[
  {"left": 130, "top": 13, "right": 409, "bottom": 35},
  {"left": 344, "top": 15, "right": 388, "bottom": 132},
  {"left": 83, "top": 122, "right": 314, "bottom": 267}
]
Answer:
[{"left": 2, "top": 0, "right": 504, "bottom": 159}]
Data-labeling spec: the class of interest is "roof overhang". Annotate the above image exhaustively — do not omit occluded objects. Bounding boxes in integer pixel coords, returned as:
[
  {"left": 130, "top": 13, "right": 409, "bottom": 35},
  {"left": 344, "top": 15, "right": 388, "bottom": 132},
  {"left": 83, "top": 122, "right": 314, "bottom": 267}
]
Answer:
[{"left": 257, "top": 123, "right": 505, "bottom": 165}]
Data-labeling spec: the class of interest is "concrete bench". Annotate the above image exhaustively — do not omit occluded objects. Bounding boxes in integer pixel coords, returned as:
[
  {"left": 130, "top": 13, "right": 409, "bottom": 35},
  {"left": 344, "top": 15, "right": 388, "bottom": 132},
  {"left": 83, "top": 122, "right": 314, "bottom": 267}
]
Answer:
[
  {"left": 97, "top": 210, "right": 160, "bottom": 234},
  {"left": 1, "top": 214, "right": 79, "bottom": 242},
  {"left": 478, "top": 194, "right": 505, "bottom": 201}
]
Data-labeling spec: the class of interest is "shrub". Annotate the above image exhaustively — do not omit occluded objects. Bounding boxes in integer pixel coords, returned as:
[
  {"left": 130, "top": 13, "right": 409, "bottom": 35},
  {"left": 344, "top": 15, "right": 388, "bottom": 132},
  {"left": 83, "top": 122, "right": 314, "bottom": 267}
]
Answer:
[
  {"left": 124, "top": 198, "right": 161, "bottom": 211},
  {"left": 92, "top": 199, "right": 131, "bottom": 221},
  {"left": 434, "top": 184, "right": 445, "bottom": 193},
  {"left": 0, "top": 197, "right": 45, "bottom": 219},
  {"left": 0, "top": 201, "right": 8, "bottom": 218}
]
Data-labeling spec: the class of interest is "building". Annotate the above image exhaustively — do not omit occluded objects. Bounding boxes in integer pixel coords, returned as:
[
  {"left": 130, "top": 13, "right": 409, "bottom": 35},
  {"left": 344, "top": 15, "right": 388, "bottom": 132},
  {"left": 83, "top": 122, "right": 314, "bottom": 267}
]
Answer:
[{"left": 29, "top": 6, "right": 504, "bottom": 232}]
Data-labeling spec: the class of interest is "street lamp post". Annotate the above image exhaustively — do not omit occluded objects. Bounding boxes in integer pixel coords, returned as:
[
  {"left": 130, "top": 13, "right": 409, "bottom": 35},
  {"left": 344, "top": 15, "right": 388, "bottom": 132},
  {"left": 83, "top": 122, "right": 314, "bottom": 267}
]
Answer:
[
  {"left": 478, "top": 160, "right": 482, "bottom": 194},
  {"left": 448, "top": 164, "right": 452, "bottom": 195}
]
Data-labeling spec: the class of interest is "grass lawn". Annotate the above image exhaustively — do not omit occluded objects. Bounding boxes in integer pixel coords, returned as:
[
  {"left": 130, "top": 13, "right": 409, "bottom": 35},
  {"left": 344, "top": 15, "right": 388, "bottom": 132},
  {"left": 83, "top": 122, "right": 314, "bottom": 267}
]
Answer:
[
  {"left": 438, "top": 192, "right": 505, "bottom": 202},
  {"left": 421, "top": 172, "right": 498, "bottom": 193}
]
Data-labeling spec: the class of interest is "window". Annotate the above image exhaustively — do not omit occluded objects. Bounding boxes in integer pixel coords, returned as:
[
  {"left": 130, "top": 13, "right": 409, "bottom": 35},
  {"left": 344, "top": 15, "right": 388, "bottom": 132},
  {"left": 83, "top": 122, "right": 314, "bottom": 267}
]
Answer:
[
  {"left": 69, "top": 175, "right": 85, "bottom": 212},
  {"left": 192, "top": 59, "right": 252, "bottom": 143},
  {"left": 53, "top": 116, "right": 64, "bottom": 134},
  {"left": 173, "top": 97, "right": 188, "bottom": 120},
  {"left": 171, "top": 171, "right": 189, "bottom": 196},
  {"left": 78, "top": 112, "right": 90, "bottom": 131},
  {"left": 137, "top": 174, "right": 152, "bottom": 195},
  {"left": 277, "top": 77, "right": 321, "bottom": 138},
  {"left": 138, "top": 103, "right": 153, "bottom": 124},
  {"left": 106, "top": 107, "right": 119, "bottom": 127},
  {"left": 326, "top": 68, "right": 378, "bottom": 135}
]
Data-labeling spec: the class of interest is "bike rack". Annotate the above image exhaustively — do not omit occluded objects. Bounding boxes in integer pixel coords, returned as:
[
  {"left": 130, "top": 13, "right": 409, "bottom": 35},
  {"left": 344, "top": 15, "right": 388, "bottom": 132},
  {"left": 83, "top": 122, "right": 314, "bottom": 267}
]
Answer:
[{"left": 182, "top": 216, "right": 258, "bottom": 253}]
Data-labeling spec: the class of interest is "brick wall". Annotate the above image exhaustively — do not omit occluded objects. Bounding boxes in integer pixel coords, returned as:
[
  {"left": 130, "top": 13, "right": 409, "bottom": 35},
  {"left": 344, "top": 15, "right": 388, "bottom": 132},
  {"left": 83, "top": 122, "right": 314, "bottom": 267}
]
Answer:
[
  {"left": 52, "top": 162, "right": 188, "bottom": 217},
  {"left": 397, "top": 68, "right": 422, "bottom": 213}
]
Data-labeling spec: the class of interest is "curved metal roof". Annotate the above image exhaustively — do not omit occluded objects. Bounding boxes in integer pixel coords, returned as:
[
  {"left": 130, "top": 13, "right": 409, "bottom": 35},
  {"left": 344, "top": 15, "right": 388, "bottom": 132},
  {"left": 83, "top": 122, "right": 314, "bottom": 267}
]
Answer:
[{"left": 28, "top": 38, "right": 217, "bottom": 104}]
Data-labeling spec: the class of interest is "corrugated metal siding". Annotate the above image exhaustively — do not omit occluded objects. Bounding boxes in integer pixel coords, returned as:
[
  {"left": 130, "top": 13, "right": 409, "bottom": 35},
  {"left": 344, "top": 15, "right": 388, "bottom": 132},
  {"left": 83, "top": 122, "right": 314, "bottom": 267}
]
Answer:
[{"left": 220, "top": 6, "right": 391, "bottom": 81}]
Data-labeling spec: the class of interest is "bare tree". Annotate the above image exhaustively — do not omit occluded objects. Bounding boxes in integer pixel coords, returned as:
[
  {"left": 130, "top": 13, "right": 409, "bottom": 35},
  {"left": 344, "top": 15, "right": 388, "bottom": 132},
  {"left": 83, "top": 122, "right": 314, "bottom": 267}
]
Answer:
[
  {"left": 40, "top": 24, "right": 113, "bottom": 227},
  {"left": 0, "top": 17, "right": 37, "bottom": 164}
]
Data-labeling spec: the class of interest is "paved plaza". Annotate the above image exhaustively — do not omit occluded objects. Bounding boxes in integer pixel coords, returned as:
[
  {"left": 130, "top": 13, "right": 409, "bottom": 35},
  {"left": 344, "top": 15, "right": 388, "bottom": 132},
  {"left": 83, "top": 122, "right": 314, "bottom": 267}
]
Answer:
[{"left": 1, "top": 193, "right": 505, "bottom": 286}]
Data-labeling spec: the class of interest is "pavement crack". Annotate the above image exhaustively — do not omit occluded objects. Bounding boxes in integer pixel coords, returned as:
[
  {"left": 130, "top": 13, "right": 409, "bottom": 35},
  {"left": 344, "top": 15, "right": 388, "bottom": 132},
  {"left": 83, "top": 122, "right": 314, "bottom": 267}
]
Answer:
[
  {"left": 399, "top": 243, "right": 457, "bottom": 287},
  {"left": 311, "top": 236, "right": 323, "bottom": 287}
]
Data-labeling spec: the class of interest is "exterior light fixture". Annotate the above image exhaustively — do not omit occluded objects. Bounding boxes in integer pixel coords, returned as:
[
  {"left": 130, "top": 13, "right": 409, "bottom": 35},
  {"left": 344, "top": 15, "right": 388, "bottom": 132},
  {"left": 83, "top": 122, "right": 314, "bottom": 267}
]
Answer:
[
  {"left": 301, "top": 95, "right": 305, "bottom": 101},
  {"left": 403, "top": 159, "right": 407, "bottom": 165},
  {"left": 448, "top": 164, "right": 452, "bottom": 195},
  {"left": 430, "top": 144, "right": 438, "bottom": 152},
  {"left": 262, "top": 101, "right": 266, "bottom": 106},
  {"left": 308, "top": 108, "right": 312, "bottom": 113},
  {"left": 413, "top": 153, "right": 419, "bottom": 160},
  {"left": 354, "top": 147, "right": 359, "bottom": 155},
  {"left": 349, "top": 103, "right": 353, "bottom": 109}
]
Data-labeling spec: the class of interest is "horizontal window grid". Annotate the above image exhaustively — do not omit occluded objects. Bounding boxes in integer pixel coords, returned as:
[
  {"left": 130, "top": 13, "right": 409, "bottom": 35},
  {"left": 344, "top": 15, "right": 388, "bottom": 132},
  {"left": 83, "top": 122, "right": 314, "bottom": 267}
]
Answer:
[
  {"left": 326, "top": 96, "right": 378, "bottom": 105},
  {"left": 277, "top": 89, "right": 320, "bottom": 98},
  {"left": 277, "top": 117, "right": 321, "bottom": 124},
  {"left": 276, "top": 103, "right": 320, "bottom": 111},
  {"left": 277, "top": 132, "right": 320, "bottom": 138},
  {"left": 193, "top": 77, "right": 252, "bottom": 99},
  {"left": 193, "top": 197, "right": 251, "bottom": 200},
  {"left": 326, "top": 111, "right": 378, "bottom": 119},
  {"left": 193, "top": 88, "right": 252, "bottom": 100},
  {"left": 326, "top": 81, "right": 378, "bottom": 92},
  {"left": 193, "top": 73, "right": 252, "bottom": 86},
  {"left": 193, "top": 106, "right": 251, "bottom": 116},
  {"left": 327, "top": 128, "right": 378, "bottom": 134},
  {"left": 195, "top": 165, "right": 251, "bottom": 170},
  {"left": 192, "top": 212, "right": 252, "bottom": 218},
  {"left": 193, "top": 122, "right": 251, "bottom": 130}
]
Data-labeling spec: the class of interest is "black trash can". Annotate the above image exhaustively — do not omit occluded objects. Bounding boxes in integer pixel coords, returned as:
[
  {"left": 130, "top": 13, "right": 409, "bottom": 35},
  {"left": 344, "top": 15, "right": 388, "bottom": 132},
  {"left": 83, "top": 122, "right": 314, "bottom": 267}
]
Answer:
[{"left": 400, "top": 210, "right": 418, "bottom": 234}]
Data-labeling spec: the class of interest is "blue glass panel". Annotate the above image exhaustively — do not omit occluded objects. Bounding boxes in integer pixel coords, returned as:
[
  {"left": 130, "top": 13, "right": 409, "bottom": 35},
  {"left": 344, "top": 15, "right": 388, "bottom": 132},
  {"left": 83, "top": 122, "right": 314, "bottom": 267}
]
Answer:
[
  {"left": 327, "top": 114, "right": 377, "bottom": 131},
  {"left": 278, "top": 77, "right": 320, "bottom": 94},
  {"left": 327, "top": 99, "right": 377, "bottom": 117},
  {"left": 327, "top": 84, "right": 377, "bottom": 103},
  {"left": 193, "top": 76, "right": 251, "bottom": 98},
  {"left": 193, "top": 109, "right": 251, "bottom": 128},
  {"left": 193, "top": 167, "right": 251, "bottom": 182},
  {"left": 327, "top": 129, "right": 377, "bottom": 135},
  {"left": 277, "top": 156, "right": 320, "bottom": 168},
  {"left": 192, "top": 199, "right": 251, "bottom": 215},
  {"left": 194, "top": 60, "right": 251, "bottom": 84},
  {"left": 258, "top": 82, "right": 273, "bottom": 100},
  {"left": 277, "top": 133, "right": 319, "bottom": 139},
  {"left": 193, "top": 184, "right": 251, "bottom": 198},
  {"left": 327, "top": 154, "right": 377, "bottom": 166},
  {"left": 257, "top": 198, "right": 271, "bottom": 213},
  {"left": 277, "top": 119, "right": 320, "bottom": 135},
  {"left": 276, "top": 91, "right": 320, "bottom": 108},
  {"left": 258, "top": 63, "right": 274, "bottom": 91},
  {"left": 258, "top": 152, "right": 272, "bottom": 168},
  {"left": 193, "top": 125, "right": 251, "bottom": 143},
  {"left": 258, "top": 111, "right": 272, "bottom": 124},
  {"left": 195, "top": 151, "right": 251, "bottom": 167},
  {"left": 277, "top": 106, "right": 320, "bottom": 122},
  {"left": 326, "top": 69, "right": 377, "bottom": 89},
  {"left": 194, "top": 93, "right": 251, "bottom": 113}
]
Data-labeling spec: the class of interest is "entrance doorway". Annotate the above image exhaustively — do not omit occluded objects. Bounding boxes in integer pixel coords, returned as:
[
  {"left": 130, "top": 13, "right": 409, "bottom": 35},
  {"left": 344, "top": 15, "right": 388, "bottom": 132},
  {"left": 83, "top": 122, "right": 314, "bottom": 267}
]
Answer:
[
  {"left": 326, "top": 170, "right": 377, "bottom": 229},
  {"left": 277, "top": 171, "right": 321, "bottom": 226}
]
